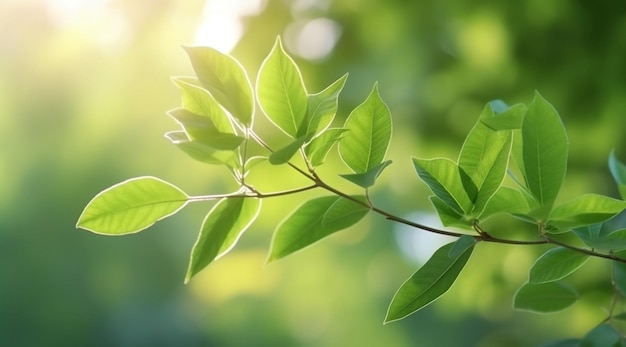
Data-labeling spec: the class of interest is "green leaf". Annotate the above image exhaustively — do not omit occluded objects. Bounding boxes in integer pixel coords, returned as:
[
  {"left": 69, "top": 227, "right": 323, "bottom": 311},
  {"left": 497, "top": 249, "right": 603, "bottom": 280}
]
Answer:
[
  {"left": 538, "top": 339, "right": 581, "bottom": 347},
  {"left": 458, "top": 105, "right": 513, "bottom": 216},
  {"left": 529, "top": 247, "right": 589, "bottom": 284},
  {"left": 339, "top": 83, "right": 392, "bottom": 174},
  {"left": 171, "top": 77, "right": 237, "bottom": 134},
  {"left": 185, "top": 197, "right": 261, "bottom": 283},
  {"left": 413, "top": 158, "right": 473, "bottom": 215},
  {"left": 521, "top": 92, "right": 568, "bottom": 212},
  {"left": 268, "top": 137, "right": 306, "bottom": 165},
  {"left": 257, "top": 37, "right": 308, "bottom": 137},
  {"left": 167, "top": 108, "right": 244, "bottom": 150},
  {"left": 448, "top": 235, "right": 477, "bottom": 259},
  {"left": 302, "top": 74, "right": 348, "bottom": 138},
  {"left": 547, "top": 194, "right": 626, "bottom": 230},
  {"left": 385, "top": 240, "right": 474, "bottom": 323},
  {"left": 182, "top": 47, "right": 254, "bottom": 125},
  {"left": 581, "top": 324, "right": 621, "bottom": 347},
  {"left": 165, "top": 131, "right": 238, "bottom": 166},
  {"left": 77, "top": 177, "right": 188, "bottom": 235},
  {"left": 613, "top": 262, "right": 626, "bottom": 296},
  {"left": 429, "top": 196, "right": 473, "bottom": 229},
  {"left": 340, "top": 160, "right": 392, "bottom": 188},
  {"left": 481, "top": 102, "right": 527, "bottom": 130},
  {"left": 304, "top": 128, "right": 347, "bottom": 167},
  {"left": 513, "top": 282, "right": 577, "bottom": 313},
  {"left": 480, "top": 186, "right": 531, "bottom": 219},
  {"left": 268, "top": 196, "right": 369, "bottom": 262},
  {"left": 609, "top": 151, "right": 626, "bottom": 199},
  {"left": 572, "top": 224, "right": 626, "bottom": 251}
]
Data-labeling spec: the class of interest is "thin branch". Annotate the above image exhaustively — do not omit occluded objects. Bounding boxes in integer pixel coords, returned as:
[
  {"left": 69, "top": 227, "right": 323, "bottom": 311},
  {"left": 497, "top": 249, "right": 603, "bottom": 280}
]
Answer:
[{"left": 187, "top": 184, "right": 319, "bottom": 202}]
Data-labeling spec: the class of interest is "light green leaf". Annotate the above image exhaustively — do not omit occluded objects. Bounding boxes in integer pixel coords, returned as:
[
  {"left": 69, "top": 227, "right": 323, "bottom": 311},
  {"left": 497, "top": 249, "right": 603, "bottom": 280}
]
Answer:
[
  {"left": 182, "top": 47, "right": 254, "bottom": 125},
  {"left": 521, "top": 91, "right": 568, "bottom": 212},
  {"left": 304, "top": 128, "right": 347, "bottom": 167},
  {"left": 581, "top": 324, "right": 621, "bottom": 347},
  {"left": 481, "top": 101, "right": 527, "bottom": 130},
  {"left": 77, "top": 177, "right": 188, "bottom": 235},
  {"left": 167, "top": 108, "right": 244, "bottom": 150},
  {"left": 339, "top": 83, "right": 392, "bottom": 174},
  {"left": 458, "top": 105, "right": 513, "bottom": 216},
  {"left": 185, "top": 197, "right": 261, "bottom": 283},
  {"left": 413, "top": 158, "right": 473, "bottom": 215},
  {"left": 480, "top": 186, "right": 531, "bottom": 219},
  {"left": 302, "top": 74, "right": 348, "bottom": 138},
  {"left": 165, "top": 131, "right": 238, "bottom": 166},
  {"left": 429, "top": 196, "right": 473, "bottom": 229},
  {"left": 385, "top": 241, "right": 474, "bottom": 323},
  {"left": 340, "top": 160, "right": 392, "bottom": 188},
  {"left": 547, "top": 194, "right": 626, "bottom": 230},
  {"left": 268, "top": 137, "right": 306, "bottom": 165},
  {"left": 257, "top": 37, "right": 308, "bottom": 137},
  {"left": 529, "top": 247, "right": 589, "bottom": 284},
  {"left": 171, "top": 77, "right": 237, "bottom": 134},
  {"left": 513, "top": 282, "right": 578, "bottom": 313},
  {"left": 609, "top": 151, "right": 626, "bottom": 199},
  {"left": 268, "top": 196, "right": 369, "bottom": 262}
]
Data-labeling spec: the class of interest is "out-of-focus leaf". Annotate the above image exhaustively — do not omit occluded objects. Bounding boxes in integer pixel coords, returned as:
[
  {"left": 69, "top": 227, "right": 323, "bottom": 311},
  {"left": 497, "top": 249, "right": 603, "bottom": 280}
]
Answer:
[
  {"left": 413, "top": 158, "right": 473, "bottom": 215},
  {"left": 304, "top": 128, "right": 347, "bottom": 167},
  {"left": 257, "top": 37, "right": 308, "bottom": 137},
  {"left": 429, "top": 196, "right": 473, "bottom": 229},
  {"left": 385, "top": 240, "right": 474, "bottom": 323},
  {"left": 182, "top": 47, "right": 254, "bottom": 125},
  {"left": 77, "top": 177, "right": 188, "bottom": 235},
  {"left": 167, "top": 108, "right": 244, "bottom": 150},
  {"left": 529, "top": 247, "right": 589, "bottom": 284},
  {"left": 185, "top": 197, "right": 261, "bottom": 283},
  {"left": 268, "top": 137, "right": 306, "bottom": 165},
  {"left": 522, "top": 92, "right": 568, "bottom": 215},
  {"left": 613, "top": 262, "right": 626, "bottom": 296},
  {"left": 340, "top": 160, "right": 392, "bottom": 188},
  {"left": 547, "top": 194, "right": 626, "bottom": 230},
  {"left": 514, "top": 282, "right": 577, "bottom": 313},
  {"left": 165, "top": 131, "right": 238, "bottom": 166},
  {"left": 302, "top": 74, "right": 348, "bottom": 138},
  {"left": 268, "top": 196, "right": 369, "bottom": 262},
  {"left": 580, "top": 324, "right": 621, "bottom": 347},
  {"left": 609, "top": 151, "right": 626, "bottom": 199},
  {"left": 538, "top": 339, "right": 581, "bottom": 347},
  {"left": 339, "top": 83, "right": 392, "bottom": 174}
]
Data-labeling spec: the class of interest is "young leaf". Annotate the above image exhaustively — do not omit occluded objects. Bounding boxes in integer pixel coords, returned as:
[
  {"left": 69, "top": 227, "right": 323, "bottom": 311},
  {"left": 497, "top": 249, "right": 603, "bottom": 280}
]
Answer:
[
  {"left": 165, "top": 131, "right": 238, "bottom": 166},
  {"left": 167, "top": 108, "right": 244, "bottom": 150},
  {"left": 185, "top": 197, "right": 261, "bottom": 283},
  {"left": 77, "top": 177, "right": 188, "bottom": 235},
  {"left": 302, "top": 74, "right": 348, "bottom": 138},
  {"left": 340, "top": 160, "right": 392, "bottom": 188},
  {"left": 429, "top": 196, "right": 473, "bottom": 229},
  {"left": 268, "top": 196, "right": 369, "bottom": 262},
  {"left": 304, "top": 128, "right": 347, "bottom": 167},
  {"left": 521, "top": 92, "right": 568, "bottom": 213},
  {"left": 339, "top": 83, "right": 392, "bottom": 174},
  {"left": 480, "top": 186, "right": 531, "bottom": 219},
  {"left": 268, "top": 137, "right": 307, "bottom": 165},
  {"left": 609, "top": 151, "right": 626, "bottom": 199},
  {"left": 413, "top": 158, "right": 473, "bottom": 215},
  {"left": 385, "top": 240, "right": 474, "bottom": 323},
  {"left": 481, "top": 102, "right": 527, "bottom": 131},
  {"left": 547, "top": 194, "right": 626, "bottom": 230},
  {"left": 182, "top": 47, "right": 254, "bottom": 125},
  {"left": 513, "top": 282, "right": 577, "bottom": 313},
  {"left": 257, "top": 37, "right": 308, "bottom": 137},
  {"left": 528, "top": 247, "right": 589, "bottom": 284}
]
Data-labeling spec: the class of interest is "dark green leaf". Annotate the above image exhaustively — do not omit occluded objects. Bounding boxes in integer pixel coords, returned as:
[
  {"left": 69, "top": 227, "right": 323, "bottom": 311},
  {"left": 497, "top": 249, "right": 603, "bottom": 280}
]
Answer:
[
  {"left": 257, "top": 37, "right": 308, "bottom": 137},
  {"left": 538, "top": 339, "right": 581, "bottom": 347},
  {"left": 521, "top": 92, "right": 568, "bottom": 212},
  {"left": 385, "top": 241, "right": 474, "bottom": 323},
  {"left": 429, "top": 196, "right": 473, "bottom": 229},
  {"left": 413, "top": 157, "right": 473, "bottom": 215},
  {"left": 167, "top": 108, "right": 244, "bottom": 150},
  {"left": 302, "top": 74, "right": 348, "bottom": 138},
  {"left": 548, "top": 194, "right": 626, "bottom": 230},
  {"left": 185, "top": 197, "right": 261, "bottom": 283},
  {"left": 340, "top": 160, "right": 392, "bottom": 188},
  {"left": 581, "top": 324, "right": 621, "bottom": 347},
  {"left": 77, "top": 177, "right": 188, "bottom": 235},
  {"left": 268, "top": 137, "right": 306, "bottom": 165},
  {"left": 339, "top": 83, "right": 392, "bottom": 174},
  {"left": 182, "top": 47, "right": 254, "bottom": 125},
  {"left": 529, "top": 247, "right": 589, "bottom": 284},
  {"left": 304, "top": 128, "right": 347, "bottom": 167},
  {"left": 609, "top": 151, "right": 626, "bottom": 199},
  {"left": 448, "top": 235, "right": 477, "bottom": 259},
  {"left": 514, "top": 282, "right": 577, "bottom": 313},
  {"left": 572, "top": 223, "right": 626, "bottom": 251},
  {"left": 613, "top": 261, "right": 626, "bottom": 296},
  {"left": 165, "top": 131, "right": 238, "bottom": 166},
  {"left": 268, "top": 196, "right": 369, "bottom": 262}
]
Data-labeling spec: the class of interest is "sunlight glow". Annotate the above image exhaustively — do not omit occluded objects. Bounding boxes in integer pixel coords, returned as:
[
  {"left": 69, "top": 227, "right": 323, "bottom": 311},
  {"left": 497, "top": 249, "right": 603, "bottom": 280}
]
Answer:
[
  {"left": 393, "top": 212, "right": 455, "bottom": 264},
  {"left": 285, "top": 18, "right": 342, "bottom": 61}
]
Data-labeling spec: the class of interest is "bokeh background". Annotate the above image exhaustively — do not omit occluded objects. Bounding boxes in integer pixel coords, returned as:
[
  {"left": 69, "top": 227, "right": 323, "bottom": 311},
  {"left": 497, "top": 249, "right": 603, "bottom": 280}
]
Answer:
[{"left": 1, "top": 0, "right": 625, "bottom": 346}]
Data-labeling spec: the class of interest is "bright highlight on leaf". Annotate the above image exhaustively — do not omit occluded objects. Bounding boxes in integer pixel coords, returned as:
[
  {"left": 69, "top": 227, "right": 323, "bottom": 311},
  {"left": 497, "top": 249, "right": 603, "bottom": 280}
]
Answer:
[
  {"left": 547, "top": 194, "right": 626, "bottom": 230},
  {"left": 77, "top": 177, "right": 188, "bottom": 235}
]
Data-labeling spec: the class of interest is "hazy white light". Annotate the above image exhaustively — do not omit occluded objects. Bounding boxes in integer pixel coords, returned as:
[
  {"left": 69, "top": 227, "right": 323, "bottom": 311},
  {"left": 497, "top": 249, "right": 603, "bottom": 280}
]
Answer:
[
  {"left": 194, "top": 0, "right": 265, "bottom": 52},
  {"left": 285, "top": 18, "right": 341, "bottom": 61},
  {"left": 393, "top": 212, "right": 455, "bottom": 264}
]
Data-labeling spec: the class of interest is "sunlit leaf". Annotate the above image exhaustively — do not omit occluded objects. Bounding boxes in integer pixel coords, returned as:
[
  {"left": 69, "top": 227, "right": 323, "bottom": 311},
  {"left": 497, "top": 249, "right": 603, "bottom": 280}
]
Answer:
[
  {"left": 165, "top": 131, "right": 238, "bottom": 166},
  {"left": 257, "top": 37, "right": 308, "bottom": 137},
  {"left": 304, "top": 128, "right": 347, "bottom": 167},
  {"left": 339, "top": 83, "right": 392, "bottom": 174},
  {"left": 429, "top": 196, "right": 473, "bottom": 229},
  {"left": 514, "top": 282, "right": 577, "bottom": 313},
  {"left": 185, "top": 197, "right": 261, "bottom": 283},
  {"left": 340, "top": 160, "right": 392, "bottom": 188},
  {"left": 268, "top": 196, "right": 369, "bottom": 262},
  {"left": 547, "top": 194, "right": 626, "bottom": 230},
  {"left": 77, "top": 177, "right": 188, "bottom": 235},
  {"left": 481, "top": 101, "right": 527, "bottom": 131},
  {"left": 302, "top": 73, "right": 348, "bottom": 138},
  {"left": 413, "top": 158, "right": 473, "bottom": 215},
  {"left": 529, "top": 247, "right": 589, "bottom": 284},
  {"left": 521, "top": 91, "right": 568, "bottom": 213},
  {"left": 167, "top": 108, "right": 244, "bottom": 150},
  {"left": 385, "top": 240, "right": 474, "bottom": 323},
  {"left": 580, "top": 324, "right": 621, "bottom": 347},
  {"left": 182, "top": 47, "right": 254, "bottom": 125},
  {"left": 268, "top": 137, "right": 306, "bottom": 165}
]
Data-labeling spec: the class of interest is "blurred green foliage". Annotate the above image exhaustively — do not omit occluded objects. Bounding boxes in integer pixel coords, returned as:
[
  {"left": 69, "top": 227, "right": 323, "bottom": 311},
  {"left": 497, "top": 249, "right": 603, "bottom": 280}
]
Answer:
[{"left": 1, "top": 0, "right": 625, "bottom": 346}]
